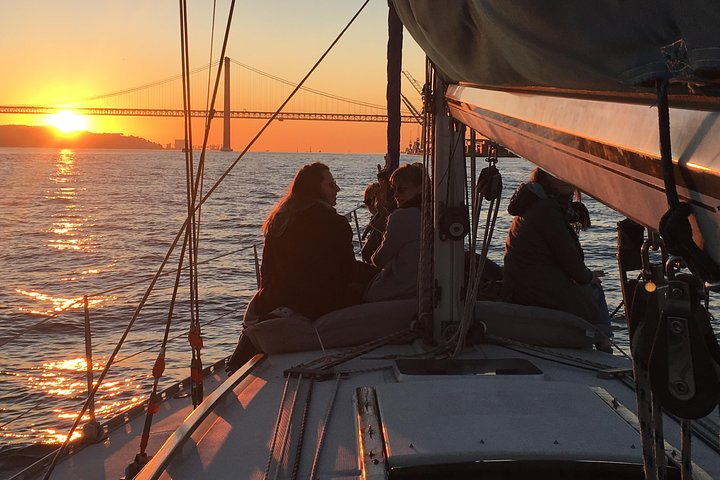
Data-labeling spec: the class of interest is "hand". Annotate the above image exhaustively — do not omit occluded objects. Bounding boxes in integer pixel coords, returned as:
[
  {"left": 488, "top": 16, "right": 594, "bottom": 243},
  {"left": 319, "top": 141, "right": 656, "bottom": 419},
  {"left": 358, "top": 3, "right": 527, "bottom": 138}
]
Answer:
[{"left": 591, "top": 270, "right": 605, "bottom": 285}]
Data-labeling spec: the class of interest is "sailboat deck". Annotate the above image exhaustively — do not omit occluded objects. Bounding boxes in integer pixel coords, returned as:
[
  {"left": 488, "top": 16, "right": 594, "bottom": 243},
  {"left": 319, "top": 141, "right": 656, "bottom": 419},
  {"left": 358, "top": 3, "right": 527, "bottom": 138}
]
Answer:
[{"left": 137, "top": 343, "right": 718, "bottom": 479}]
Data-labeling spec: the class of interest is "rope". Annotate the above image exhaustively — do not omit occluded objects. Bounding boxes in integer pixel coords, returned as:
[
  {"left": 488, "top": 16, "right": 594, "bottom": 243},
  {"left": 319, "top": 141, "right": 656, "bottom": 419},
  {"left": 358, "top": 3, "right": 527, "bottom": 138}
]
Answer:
[
  {"left": 291, "top": 378, "right": 314, "bottom": 480},
  {"left": 656, "top": 79, "right": 679, "bottom": 209},
  {"left": 416, "top": 57, "right": 435, "bottom": 339},
  {"left": 264, "top": 375, "right": 292, "bottom": 480},
  {"left": 138, "top": 228, "right": 191, "bottom": 454},
  {"left": 453, "top": 152, "right": 502, "bottom": 357},
  {"left": 288, "top": 328, "right": 416, "bottom": 377},
  {"left": 309, "top": 374, "right": 341, "bottom": 480}
]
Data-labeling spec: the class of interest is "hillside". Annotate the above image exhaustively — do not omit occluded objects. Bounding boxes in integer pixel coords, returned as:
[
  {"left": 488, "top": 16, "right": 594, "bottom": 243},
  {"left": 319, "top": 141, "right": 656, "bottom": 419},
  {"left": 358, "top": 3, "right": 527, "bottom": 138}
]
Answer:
[{"left": 0, "top": 125, "right": 163, "bottom": 149}]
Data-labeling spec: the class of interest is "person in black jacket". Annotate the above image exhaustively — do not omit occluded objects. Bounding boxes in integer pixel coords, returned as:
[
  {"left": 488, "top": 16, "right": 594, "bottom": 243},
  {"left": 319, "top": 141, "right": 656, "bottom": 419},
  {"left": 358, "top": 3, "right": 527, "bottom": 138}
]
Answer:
[
  {"left": 502, "top": 168, "right": 612, "bottom": 351},
  {"left": 226, "top": 162, "right": 375, "bottom": 374}
]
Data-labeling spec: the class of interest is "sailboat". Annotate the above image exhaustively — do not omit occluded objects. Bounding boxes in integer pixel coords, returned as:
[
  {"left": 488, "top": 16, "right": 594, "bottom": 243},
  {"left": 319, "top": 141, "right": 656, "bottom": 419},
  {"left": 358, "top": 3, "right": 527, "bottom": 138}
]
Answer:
[{"left": 13, "top": 1, "right": 720, "bottom": 479}]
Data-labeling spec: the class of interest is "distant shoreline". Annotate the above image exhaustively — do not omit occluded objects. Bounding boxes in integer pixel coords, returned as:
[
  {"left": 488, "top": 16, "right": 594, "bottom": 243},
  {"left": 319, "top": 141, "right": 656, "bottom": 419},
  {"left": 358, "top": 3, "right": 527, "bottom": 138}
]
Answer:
[{"left": 0, "top": 124, "right": 163, "bottom": 149}]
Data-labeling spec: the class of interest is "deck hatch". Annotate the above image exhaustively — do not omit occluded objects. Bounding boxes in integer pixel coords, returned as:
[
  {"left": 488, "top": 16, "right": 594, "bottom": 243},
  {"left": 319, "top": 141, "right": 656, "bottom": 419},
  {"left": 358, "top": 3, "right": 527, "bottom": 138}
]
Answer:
[{"left": 394, "top": 358, "right": 542, "bottom": 380}]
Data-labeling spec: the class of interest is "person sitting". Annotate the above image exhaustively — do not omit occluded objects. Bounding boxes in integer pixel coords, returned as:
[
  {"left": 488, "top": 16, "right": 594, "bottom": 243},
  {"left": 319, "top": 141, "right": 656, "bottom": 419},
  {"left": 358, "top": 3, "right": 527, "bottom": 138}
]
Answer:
[
  {"left": 226, "top": 162, "right": 376, "bottom": 374},
  {"left": 361, "top": 182, "right": 383, "bottom": 262},
  {"left": 501, "top": 167, "right": 612, "bottom": 351},
  {"left": 363, "top": 162, "right": 425, "bottom": 302}
]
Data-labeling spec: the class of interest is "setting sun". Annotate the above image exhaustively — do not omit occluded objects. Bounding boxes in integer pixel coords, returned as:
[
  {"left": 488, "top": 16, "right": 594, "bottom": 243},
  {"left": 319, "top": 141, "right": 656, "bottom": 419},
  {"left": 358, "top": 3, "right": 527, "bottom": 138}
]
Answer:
[{"left": 47, "top": 110, "right": 87, "bottom": 133}]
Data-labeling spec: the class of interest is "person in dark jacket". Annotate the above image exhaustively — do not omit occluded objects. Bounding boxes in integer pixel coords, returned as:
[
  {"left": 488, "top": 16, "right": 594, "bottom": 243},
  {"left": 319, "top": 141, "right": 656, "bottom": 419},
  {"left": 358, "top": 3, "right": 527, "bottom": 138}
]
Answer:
[
  {"left": 502, "top": 168, "right": 612, "bottom": 351},
  {"left": 226, "top": 162, "right": 376, "bottom": 374}
]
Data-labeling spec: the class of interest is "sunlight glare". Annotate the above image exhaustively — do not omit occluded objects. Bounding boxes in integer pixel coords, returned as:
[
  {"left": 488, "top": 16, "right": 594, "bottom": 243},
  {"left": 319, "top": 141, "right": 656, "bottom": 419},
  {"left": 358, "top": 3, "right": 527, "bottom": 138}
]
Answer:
[{"left": 47, "top": 110, "right": 87, "bottom": 133}]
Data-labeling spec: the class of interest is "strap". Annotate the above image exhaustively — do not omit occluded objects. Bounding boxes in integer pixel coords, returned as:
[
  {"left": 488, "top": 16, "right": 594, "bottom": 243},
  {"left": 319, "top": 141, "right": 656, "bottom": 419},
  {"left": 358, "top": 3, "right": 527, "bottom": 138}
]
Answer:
[{"left": 655, "top": 79, "right": 720, "bottom": 283}]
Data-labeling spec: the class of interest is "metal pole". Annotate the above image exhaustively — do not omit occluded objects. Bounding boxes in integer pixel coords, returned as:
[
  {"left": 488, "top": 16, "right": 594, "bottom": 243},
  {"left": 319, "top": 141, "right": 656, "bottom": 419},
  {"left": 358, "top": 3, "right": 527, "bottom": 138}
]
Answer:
[
  {"left": 352, "top": 209, "right": 363, "bottom": 250},
  {"left": 83, "top": 296, "right": 95, "bottom": 421},
  {"left": 252, "top": 244, "right": 261, "bottom": 289},
  {"left": 469, "top": 129, "right": 477, "bottom": 253},
  {"left": 680, "top": 419, "right": 692, "bottom": 480}
]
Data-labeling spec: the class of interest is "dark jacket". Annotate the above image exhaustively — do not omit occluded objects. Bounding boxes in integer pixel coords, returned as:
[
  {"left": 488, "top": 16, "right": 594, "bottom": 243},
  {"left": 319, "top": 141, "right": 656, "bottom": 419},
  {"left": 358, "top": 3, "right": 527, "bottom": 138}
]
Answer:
[
  {"left": 256, "top": 202, "right": 369, "bottom": 320},
  {"left": 501, "top": 183, "right": 600, "bottom": 325}
]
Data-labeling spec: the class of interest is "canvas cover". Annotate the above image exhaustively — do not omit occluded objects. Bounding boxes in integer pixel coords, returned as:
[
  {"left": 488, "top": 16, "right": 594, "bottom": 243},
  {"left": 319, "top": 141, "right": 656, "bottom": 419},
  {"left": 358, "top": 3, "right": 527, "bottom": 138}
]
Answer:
[{"left": 392, "top": 0, "right": 720, "bottom": 97}]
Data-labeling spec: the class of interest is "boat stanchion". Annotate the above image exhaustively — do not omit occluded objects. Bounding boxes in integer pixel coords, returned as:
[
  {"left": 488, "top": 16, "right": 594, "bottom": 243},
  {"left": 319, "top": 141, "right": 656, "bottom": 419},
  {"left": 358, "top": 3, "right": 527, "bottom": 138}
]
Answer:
[
  {"left": 252, "top": 243, "right": 261, "bottom": 289},
  {"left": 124, "top": 452, "right": 151, "bottom": 480},
  {"left": 81, "top": 295, "right": 106, "bottom": 444},
  {"left": 352, "top": 208, "right": 363, "bottom": 250}
]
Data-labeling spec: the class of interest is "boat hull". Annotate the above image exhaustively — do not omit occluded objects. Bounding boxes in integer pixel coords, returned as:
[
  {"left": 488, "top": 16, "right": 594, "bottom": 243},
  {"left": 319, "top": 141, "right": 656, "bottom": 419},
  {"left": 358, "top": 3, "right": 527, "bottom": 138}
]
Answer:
[{"left": 446, "top": 85, "right": 720, "bottom": 264}]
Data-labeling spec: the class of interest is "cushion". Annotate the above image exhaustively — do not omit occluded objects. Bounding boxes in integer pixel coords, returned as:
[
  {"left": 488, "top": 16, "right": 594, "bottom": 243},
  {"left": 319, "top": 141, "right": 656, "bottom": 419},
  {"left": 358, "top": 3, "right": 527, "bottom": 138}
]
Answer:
[
  {"left": 244, "top": 298, "right": 416, "bottom": 354},
  {"left": 475, "top": 301, "right": 598, "bottom": 348}
]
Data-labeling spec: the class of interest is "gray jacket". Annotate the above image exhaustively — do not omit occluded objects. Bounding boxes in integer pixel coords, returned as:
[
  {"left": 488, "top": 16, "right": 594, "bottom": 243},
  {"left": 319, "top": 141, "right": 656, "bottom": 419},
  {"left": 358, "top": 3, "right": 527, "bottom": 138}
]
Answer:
[{"left": 363, "top": 206, "right": 421, "bottom": 302}]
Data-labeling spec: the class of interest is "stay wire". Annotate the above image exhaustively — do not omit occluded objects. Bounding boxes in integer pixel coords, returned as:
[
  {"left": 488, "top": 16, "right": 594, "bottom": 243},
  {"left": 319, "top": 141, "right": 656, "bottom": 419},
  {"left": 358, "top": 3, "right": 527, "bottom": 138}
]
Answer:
[
  {"left": 138, "top": 224, "right": 191, "bottom": 454},
  {"left": 179, "top": 0, "right": 204, "bottom": 408}
]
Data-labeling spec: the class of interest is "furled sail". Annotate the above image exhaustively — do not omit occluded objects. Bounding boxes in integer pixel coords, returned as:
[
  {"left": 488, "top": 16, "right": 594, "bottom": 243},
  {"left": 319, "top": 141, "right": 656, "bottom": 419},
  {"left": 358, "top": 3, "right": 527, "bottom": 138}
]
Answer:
[{"left": 392, "top": 0, "right": 720, "bottom": 103}]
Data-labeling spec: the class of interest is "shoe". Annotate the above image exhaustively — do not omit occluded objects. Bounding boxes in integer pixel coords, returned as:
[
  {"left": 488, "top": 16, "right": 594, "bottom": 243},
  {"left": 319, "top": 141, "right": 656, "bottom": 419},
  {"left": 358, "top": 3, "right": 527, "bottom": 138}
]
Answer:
[{"left": 595, "top": 342, "right": 613, "bottom": 354}]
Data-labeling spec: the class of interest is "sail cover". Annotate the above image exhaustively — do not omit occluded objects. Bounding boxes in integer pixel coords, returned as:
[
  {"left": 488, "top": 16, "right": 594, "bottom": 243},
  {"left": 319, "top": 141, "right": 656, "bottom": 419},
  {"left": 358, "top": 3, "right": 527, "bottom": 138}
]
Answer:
[{"left": 391, "top": 0, "right": 720, "bottom": 97}]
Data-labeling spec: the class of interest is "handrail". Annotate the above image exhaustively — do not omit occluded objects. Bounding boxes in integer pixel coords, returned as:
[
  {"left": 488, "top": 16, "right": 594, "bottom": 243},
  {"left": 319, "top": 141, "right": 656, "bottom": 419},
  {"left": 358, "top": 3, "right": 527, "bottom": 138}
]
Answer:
[{"left": 135, "top": 354, "right": 265, "bottom": 479}]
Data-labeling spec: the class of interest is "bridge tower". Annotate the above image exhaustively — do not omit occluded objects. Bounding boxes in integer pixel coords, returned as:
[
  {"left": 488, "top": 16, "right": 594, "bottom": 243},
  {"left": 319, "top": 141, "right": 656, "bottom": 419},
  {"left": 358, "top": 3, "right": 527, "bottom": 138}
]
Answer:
[{"left": 222, "top": 57, "right": 232, "bottom": 151}]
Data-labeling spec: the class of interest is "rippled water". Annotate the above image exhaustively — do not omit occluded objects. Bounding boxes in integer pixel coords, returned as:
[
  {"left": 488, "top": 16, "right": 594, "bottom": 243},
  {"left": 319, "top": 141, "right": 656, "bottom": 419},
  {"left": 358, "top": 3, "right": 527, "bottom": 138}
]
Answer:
[{"left": 0, "top": 148, "right": 713, "bottom": 475}]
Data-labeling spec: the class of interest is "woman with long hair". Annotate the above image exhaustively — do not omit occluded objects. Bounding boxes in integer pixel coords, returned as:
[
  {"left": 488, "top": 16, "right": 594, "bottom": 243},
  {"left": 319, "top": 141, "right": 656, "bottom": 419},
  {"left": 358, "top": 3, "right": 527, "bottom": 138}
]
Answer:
[{"left": 227, "top": 162, "right": 375, "bottom": 373}]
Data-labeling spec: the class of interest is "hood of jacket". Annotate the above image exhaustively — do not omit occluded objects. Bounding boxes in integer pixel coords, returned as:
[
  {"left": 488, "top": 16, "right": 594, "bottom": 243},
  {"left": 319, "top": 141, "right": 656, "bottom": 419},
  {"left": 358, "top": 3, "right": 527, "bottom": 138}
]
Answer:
[{"left": 507, "top": 182, "right": 548, "bottom": 216}]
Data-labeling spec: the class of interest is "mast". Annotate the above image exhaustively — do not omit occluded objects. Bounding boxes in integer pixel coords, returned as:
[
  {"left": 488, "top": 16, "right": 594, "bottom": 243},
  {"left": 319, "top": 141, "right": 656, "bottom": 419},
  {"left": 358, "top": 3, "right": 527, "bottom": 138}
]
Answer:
[
  {"left": 431, "top": 72, "right": 466, "bottom": 343},
  {"left": 384, "top": 1, "right": 402, "bottom": 173}
]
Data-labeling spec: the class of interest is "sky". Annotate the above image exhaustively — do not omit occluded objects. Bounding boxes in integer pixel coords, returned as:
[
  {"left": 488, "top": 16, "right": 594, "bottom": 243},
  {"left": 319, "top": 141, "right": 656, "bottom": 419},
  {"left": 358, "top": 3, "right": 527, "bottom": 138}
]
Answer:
[{"left": 0, "top": 1, "right": 427, "bottom": 153}]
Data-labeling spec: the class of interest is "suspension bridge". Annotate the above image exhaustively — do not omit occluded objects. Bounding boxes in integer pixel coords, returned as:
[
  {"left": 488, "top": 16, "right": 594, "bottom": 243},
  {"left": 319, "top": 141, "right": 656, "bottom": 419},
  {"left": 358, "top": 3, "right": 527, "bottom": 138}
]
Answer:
[{"left": 0, "top": 57, "right": 423, "bottom": 150}]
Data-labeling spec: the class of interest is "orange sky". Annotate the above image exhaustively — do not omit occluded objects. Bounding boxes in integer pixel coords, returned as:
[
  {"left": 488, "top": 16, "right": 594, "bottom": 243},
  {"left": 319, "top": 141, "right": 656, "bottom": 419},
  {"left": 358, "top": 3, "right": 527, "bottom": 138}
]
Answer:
[{"left": 0, "top": 1, "right": 426, "bottom": 153}]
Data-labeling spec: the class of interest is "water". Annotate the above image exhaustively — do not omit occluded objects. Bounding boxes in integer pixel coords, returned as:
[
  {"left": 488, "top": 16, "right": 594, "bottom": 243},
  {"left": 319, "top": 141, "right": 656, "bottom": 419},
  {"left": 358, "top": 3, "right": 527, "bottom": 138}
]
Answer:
[{"left": 0, "top": 148, "right": 712, "bottom": 475}]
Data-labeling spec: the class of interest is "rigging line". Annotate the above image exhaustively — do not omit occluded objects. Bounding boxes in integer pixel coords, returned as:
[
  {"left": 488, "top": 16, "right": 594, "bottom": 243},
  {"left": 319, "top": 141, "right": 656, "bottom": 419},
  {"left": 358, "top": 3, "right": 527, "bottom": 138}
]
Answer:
[
  {"left": 184, "top": 3, "right": 238, "bottom": 407},
  {"left": 179, "top": 0, "right": 204, "bottom": 407},
  {"left": 40, "top": 216, "right": 189, "bottom": 480},
  {"left": 179, "top": 0, "right": 201, "bottom": 335},
  {"left": 497, "top": 343, "right": 606, "bottom": 373},
  {"left": 204, "top": 0, "right": 218, "bottom": 118},
  {"left": 309, "top": 374, "right": 341, "bottom": 480},
  {"left": 138, "top": 225, "right": 190, "bottom": 454},
  {"left": 191, "top": 0, "right": 237, "bottom": 268},
  {"left": 195, "top": 0, "right": 217, "bottom": 243}
]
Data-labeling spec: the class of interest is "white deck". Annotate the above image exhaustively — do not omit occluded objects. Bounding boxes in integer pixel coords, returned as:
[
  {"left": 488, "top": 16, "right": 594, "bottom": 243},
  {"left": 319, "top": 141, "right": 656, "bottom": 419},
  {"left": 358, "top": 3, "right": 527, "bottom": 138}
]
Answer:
[{"left": 21, "top": 343, "right": 720, "bottom": 479}]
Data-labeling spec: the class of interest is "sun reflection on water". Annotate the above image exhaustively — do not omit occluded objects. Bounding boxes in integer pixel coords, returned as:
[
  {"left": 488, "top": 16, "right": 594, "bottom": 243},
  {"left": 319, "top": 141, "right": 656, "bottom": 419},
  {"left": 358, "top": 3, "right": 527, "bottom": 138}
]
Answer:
[
  {"left": 14, "top": 289, "right": 114, "bottom": 315},
  {"left": 44, "top": 150, "right": 97, "bottom": 253},
  {"left": 20, "top": 357, "right": 145, "bottom": 444}
]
